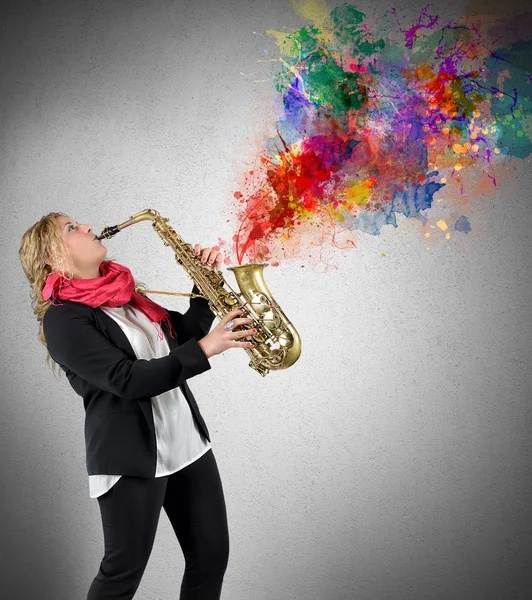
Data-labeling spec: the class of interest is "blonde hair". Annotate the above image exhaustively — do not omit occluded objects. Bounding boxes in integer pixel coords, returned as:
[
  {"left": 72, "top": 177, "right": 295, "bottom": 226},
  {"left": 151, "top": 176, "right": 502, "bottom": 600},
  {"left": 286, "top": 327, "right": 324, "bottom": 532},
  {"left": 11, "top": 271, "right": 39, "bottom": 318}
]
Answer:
[{"left": 19, "top": 212, "right": 149, "bottom": 378}]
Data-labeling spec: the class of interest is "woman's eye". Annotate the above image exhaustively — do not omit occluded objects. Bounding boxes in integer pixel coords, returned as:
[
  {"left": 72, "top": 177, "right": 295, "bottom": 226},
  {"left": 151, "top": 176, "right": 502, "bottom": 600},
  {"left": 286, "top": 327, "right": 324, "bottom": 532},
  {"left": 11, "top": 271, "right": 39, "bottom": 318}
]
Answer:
[{"left": 67, "top": 224, "right": 77, "bottom": 231}]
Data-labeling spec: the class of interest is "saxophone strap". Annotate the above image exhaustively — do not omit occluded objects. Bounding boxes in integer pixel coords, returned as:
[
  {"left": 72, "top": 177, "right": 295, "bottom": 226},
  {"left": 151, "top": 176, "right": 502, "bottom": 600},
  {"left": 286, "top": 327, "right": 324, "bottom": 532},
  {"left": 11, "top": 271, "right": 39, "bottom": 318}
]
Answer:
[{"left": 136, "top": 288, "right": 207, "bottom": 299}]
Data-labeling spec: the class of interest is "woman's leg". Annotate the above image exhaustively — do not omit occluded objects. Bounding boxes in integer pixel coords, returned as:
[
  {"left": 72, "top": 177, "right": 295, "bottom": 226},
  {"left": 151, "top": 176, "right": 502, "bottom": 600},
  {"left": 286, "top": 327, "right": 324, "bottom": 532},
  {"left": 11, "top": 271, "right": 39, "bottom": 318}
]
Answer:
[
  {"left": 87, "top": 475, "right": 168, "bottom": 600},
  {"left": 163, "top": 448, "right": 230, "bottom": 600}
]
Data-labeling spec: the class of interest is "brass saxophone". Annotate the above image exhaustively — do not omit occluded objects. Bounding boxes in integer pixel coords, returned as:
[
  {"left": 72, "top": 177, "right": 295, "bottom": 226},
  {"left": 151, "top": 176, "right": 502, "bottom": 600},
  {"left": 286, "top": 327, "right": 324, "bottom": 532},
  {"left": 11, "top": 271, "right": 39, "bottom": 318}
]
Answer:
[{"left": 96, "top": 208, "right": 301, "bottom": 376}]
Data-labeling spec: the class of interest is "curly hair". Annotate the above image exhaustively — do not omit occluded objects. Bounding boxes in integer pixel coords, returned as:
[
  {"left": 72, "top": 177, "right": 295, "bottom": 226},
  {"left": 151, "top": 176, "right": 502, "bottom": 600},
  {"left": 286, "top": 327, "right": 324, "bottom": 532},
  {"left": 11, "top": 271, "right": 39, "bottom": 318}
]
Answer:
[{"left": 19, "top": 212, "right": 150, "bottom": 378}]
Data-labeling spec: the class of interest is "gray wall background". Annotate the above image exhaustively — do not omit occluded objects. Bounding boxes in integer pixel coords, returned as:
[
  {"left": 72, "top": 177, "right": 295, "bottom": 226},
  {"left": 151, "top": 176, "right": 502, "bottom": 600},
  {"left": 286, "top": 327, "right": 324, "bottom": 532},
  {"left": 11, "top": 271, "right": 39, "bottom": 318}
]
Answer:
[{"left": 1, "top": 0, "right": 531, "bottom": 599}]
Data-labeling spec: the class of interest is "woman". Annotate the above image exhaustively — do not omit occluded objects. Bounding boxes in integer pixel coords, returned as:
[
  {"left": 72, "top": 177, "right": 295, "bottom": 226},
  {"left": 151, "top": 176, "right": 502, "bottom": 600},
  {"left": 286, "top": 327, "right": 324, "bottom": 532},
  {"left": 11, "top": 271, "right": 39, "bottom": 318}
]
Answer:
[{"left": 19, "top": 212, "right": 256, "bottom": 600}]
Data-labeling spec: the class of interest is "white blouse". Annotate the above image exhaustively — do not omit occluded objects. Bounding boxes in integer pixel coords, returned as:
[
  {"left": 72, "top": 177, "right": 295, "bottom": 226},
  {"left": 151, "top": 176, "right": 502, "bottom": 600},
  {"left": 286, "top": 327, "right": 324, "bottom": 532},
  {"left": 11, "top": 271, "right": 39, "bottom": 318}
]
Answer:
[{"left": 89, "top": 303, "right": 211, "bottom": 498}]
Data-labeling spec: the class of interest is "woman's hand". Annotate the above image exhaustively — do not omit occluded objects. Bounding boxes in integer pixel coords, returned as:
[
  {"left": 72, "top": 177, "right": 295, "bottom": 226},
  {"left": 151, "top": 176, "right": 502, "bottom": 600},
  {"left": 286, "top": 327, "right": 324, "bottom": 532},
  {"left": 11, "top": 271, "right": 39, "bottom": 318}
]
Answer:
[
  {"left": 194, "top": 243, "right": 223, "bottom": 271},
  {"left": 198, "top": 309, "right": 255, "bottom": 359}
]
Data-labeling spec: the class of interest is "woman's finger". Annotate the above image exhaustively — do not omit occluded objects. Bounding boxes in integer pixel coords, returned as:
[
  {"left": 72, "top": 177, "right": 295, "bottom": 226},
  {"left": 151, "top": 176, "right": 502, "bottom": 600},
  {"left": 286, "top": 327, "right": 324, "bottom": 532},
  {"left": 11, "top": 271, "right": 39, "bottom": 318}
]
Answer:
[
  {"left": 207, "top": 249, "right": 220, "bottom": 263},
  {"left": 199, "top": 248, "right": 223, "bottom": 270},
  {"left": 212, "top": 251, "right": 223, "bottom": 270},
  {"left": 224, "top": 309, "right": 243, "bottom": 321}
]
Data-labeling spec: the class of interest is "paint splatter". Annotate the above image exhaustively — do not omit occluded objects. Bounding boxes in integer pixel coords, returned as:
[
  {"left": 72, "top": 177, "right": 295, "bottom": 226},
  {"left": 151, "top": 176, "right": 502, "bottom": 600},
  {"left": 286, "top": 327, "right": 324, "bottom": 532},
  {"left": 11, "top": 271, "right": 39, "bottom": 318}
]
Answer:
[{"left": 228, "top": 1, "right": 532, "bottom": 265}]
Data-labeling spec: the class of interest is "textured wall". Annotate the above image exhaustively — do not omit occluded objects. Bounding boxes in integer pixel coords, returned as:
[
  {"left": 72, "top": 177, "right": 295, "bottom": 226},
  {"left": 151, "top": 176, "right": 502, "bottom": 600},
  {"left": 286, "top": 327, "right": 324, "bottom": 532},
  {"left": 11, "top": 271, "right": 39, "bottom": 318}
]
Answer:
[{"left": 1, "top": 0, "right": 531, "bottom": 599}]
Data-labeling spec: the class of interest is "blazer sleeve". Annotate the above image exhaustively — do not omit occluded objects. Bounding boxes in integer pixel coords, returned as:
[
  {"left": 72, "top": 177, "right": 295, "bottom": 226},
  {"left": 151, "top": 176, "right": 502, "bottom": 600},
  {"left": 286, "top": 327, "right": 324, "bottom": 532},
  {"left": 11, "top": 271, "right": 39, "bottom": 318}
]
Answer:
[
  {"left": 162, "top": 282, "right": 218, "bottom": 345},
  {"left": 43, "top": 302, "right": 212, "bottom": 401}
]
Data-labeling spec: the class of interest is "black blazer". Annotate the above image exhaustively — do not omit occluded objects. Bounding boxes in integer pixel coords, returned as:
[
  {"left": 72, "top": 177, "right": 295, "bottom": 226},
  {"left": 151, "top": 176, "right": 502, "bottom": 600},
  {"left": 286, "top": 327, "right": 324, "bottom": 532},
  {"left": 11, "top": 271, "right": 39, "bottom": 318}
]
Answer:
[{"left": 42, "top": 283, "right": 217, "bottom": 477}]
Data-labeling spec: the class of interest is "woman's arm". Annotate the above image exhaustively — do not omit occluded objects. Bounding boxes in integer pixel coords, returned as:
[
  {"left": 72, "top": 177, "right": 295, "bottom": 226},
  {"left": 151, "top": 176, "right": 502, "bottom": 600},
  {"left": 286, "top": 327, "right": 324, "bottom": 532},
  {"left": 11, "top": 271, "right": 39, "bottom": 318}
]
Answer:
[
  {"left": 161, "top": 282, "right": 217, "bottom": 344},
  {"left": 43, "top": 302, "right": 211, "bottom": 400}
]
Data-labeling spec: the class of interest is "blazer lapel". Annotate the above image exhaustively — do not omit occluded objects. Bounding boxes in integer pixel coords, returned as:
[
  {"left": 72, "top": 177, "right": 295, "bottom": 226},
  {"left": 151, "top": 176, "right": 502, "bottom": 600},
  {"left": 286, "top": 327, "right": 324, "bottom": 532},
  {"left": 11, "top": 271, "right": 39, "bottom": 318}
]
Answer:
[
  {"left": 93, "top": 307, "right": 156, "bottom": 439},
  {"left": 93, "top": 307, "right": 138, "bottom": 357}
]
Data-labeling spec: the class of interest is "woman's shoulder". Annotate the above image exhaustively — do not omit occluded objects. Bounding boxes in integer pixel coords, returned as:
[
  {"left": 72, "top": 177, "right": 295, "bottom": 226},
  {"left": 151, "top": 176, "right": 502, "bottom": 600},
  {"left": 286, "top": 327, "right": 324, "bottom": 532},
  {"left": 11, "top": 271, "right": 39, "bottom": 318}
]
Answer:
[
  {"left": 44, "top": 299, "right": 95, "bottom": 323},
  {"left": 42, "top": 301, "right": 98, "bottom": 349}
]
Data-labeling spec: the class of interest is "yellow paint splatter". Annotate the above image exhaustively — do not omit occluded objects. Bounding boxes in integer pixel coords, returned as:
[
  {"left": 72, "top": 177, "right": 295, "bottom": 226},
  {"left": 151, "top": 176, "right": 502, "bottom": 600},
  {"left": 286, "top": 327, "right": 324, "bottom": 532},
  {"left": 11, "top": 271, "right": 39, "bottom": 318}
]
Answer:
[
  {"left": 453, "top": 143, "right": 471, "bottom": 154},
  {"left": 436, "top": 219, "right": 448, "bottom": 231},
  {"left": 343, "top": 178, "right": 375, "bottom": 207},
  {"left": 263, "top": 29, "right": 291, "bottom": 48},
  {"left": 291, "top": 0, "right": 330, "bottom": 27}
]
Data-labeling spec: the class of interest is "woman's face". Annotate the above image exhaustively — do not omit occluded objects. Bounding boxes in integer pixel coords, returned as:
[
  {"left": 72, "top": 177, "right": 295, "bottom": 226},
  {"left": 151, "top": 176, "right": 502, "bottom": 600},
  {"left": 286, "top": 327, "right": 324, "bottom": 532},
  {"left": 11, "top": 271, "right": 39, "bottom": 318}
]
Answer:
[{"left": 51, "top": 215, "right": 108, "bottom": 278}]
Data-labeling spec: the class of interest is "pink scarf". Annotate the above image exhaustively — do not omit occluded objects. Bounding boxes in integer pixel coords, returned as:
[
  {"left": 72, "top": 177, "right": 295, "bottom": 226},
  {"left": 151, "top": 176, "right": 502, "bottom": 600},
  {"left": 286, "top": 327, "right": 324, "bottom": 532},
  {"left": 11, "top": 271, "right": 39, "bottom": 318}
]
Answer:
[{"left": 42, "top": 260, "right": 176, "bottom": 340}]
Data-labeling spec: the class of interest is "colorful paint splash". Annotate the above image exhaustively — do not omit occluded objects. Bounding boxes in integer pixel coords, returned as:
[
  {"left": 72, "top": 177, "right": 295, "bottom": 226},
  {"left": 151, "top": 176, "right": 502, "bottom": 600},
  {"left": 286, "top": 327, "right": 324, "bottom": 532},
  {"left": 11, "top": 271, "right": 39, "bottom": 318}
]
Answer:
[{"left": 226, "top": 1, "right": 532, "bottom": 266}]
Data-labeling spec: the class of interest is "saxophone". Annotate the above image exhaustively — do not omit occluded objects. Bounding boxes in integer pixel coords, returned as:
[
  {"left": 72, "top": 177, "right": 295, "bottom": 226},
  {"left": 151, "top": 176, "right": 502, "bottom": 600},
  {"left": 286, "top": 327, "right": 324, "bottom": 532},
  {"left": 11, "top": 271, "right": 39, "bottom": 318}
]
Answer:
[{"left": 95, "top": 208, "right": 301, "bottom": 377}]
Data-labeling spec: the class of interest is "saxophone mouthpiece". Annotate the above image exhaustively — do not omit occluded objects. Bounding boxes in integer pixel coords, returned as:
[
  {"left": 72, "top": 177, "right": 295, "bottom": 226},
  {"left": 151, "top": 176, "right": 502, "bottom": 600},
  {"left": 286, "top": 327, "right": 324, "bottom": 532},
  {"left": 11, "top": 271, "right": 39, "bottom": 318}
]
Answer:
[{"left": 95, "top": 225, "right": 121, "bottom": 240}]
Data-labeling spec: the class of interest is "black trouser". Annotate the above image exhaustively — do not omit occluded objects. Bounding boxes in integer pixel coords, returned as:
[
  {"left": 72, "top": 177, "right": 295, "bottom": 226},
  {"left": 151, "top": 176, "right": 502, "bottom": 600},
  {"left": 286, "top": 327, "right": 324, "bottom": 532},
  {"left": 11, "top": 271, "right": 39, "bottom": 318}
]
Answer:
[{"left": 87, "top": 448, "right": 229, "bottom": 600}]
